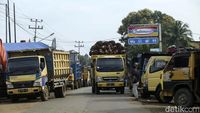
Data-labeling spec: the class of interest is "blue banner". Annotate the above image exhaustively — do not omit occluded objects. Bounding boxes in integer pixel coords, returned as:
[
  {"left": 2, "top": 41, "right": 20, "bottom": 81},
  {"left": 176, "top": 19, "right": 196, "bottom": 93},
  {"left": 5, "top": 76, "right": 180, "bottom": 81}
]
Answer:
[{"left": 128, "top": 37, "right": 159, "bottom": 45}]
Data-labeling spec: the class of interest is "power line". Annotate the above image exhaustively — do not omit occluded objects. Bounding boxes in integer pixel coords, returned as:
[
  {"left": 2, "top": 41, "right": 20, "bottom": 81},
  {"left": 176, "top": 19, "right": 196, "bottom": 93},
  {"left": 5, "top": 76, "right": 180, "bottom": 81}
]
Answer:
[
  {"left": 74, "top": 41, "right": 84, "bottom": 54},
  {"left": 29, "top": 18, "right": 43, "bottom": 42},
  {"left": 10, "top": 18, "right": 34, "bottom": 36}
]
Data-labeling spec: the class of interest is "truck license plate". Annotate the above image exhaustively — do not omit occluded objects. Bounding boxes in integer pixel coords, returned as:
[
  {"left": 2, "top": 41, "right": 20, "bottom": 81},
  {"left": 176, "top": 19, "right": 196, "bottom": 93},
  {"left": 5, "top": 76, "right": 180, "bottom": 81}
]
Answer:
[
  {"left": 18, "top": 88, "right": 28, "bottom": 92},
  {"left": 107, "top": 83, "right": 114, "bottom": 86}
]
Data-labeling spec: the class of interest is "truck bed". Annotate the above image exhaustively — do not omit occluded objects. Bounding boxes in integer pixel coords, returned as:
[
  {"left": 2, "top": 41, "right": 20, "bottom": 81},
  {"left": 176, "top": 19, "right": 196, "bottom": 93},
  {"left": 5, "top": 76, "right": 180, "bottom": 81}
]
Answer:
[{"left": 46, "top": 51, "right": 70, "bottom": 80}]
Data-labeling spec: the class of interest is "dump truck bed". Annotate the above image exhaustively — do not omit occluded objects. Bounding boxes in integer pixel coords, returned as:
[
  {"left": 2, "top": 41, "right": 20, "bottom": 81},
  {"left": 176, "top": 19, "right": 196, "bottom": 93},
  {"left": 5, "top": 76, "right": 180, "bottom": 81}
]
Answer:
[{"left": 46, "top": 51, "right": 70, "bottom": 80}]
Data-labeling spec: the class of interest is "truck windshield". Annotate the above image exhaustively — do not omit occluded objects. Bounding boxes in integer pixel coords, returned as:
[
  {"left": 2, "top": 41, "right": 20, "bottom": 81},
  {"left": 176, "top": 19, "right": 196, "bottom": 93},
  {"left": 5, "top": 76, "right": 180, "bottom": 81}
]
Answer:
[
  {"left": 8, "top": 57, "right": 39, "bottom": 75},
  {"left": 96, "top": 58, "right": 124, "bottom": 72}
]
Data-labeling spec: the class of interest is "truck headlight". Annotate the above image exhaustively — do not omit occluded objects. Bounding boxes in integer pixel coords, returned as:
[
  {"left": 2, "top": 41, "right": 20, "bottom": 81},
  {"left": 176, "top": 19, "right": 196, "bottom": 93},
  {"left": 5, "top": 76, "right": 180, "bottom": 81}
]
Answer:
[
  {"left": 119, "top": 77, "right": 124, "bottom": 82},
  {"left": 6, "top": 82, "right": 14, "bottom": 89},
  {"left": 96, "top": 76, "right": 103, "bottom": 82},
  {"left": 33, "top": 78, "right": 42, "bottom": 86}
]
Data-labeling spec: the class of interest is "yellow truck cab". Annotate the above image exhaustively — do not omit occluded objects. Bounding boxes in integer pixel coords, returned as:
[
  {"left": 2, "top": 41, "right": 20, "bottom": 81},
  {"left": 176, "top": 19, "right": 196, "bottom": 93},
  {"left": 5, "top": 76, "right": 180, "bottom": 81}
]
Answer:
[
  {"left": 7, "top": 56, "right": 49, "bottom": 101},
  {"left": 162, "top": 51, "right": 200, "bottom": 107},
  {"left": 91, "top": 54, "right": 126, "bottom": 94},
  {"left": 140, "top": 56, "right": 171, "bottom": 102}
]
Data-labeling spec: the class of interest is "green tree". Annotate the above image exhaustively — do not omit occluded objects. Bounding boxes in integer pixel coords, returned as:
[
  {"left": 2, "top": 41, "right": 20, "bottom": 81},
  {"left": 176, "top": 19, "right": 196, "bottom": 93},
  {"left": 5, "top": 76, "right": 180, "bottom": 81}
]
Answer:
[
  {"left": 168, "top": 20, "right": 192, "bottom": 47},
  {"left": 79, "top": 54, "right": 91, "bottom": 67}
]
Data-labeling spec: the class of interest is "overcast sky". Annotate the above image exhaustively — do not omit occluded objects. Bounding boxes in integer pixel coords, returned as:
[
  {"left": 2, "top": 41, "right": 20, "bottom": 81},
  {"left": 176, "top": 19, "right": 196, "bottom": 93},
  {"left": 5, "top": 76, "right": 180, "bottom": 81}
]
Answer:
[{"left": 0, "top": 0, "right": 199, "bottom": 55}]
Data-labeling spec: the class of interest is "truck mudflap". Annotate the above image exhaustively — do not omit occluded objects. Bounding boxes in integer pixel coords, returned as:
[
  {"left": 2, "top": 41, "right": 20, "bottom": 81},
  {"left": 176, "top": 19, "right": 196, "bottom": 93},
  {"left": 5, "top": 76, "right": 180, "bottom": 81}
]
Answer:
[
  {"left": 7, "top": 87, "right": 41, "bottom": 95},
  {"left": 97, "top": 82, "right": 124, "bottom": 88}
]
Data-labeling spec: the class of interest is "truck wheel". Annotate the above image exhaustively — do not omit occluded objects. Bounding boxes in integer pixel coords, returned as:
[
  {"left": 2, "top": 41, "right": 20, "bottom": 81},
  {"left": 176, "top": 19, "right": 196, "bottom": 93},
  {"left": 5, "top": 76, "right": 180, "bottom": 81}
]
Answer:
[
  {"left": 120, "top": 87, "right": 125, "bottom": 94},
  {"left": 95, "top": 86, "right": 100, "bottom": 94},
  {"left": 116, "top": 88, "right": 120, "bottom": 93},
  {"left": 92, "top": 86, "right": 95, "bottom": 94},
  {"left": 141, "top": 92, "right": 150, "bottom": 99},
  {"left": 155, "top": 86, "right": 163, "bottom": 103},
  {"left": 74, "top": 81, "right": 78, "bottom": 89},
  {"left": 174, "top": 88, "right": 194, "bottom": 107},
  {"left": 78, "top": 80, "right": 81, "bottom": 88},
  {"left": 41, "top": 86, "right": 49, "bottom": 101},
  {"left": 54, "top": 86, "right": 66, "bottom": 98},
  {"left": 71, "top": 85, "right": 74, "bottom": 90}
]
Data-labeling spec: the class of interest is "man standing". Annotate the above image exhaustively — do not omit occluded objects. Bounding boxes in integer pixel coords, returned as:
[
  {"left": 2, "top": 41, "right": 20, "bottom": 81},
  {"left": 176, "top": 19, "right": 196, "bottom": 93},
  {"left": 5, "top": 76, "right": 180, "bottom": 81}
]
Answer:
[{"left": 132, "top": 63, "right": 140, "bottom": 101}]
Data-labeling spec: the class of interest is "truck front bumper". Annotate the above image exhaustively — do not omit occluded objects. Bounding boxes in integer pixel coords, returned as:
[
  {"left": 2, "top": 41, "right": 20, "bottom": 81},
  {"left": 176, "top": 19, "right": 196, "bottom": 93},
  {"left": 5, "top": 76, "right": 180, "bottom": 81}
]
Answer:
[
  {"left": 7, "top": 87, "right": 42, "bottom": 95},
  {"left": 97, "top": 82, "right": 124, "bottom": 88}
]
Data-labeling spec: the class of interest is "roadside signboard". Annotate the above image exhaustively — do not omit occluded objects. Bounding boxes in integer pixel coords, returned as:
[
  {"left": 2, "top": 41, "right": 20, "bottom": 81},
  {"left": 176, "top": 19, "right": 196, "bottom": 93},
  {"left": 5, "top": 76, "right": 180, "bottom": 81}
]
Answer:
[
  {"left": 128, "top": 24, "right": 159, "bottom": 37},
  {"left": 150, "top": 48, "right": 161, "bottom": 52},
  {"left": 128, "top": 37, "right": 158, "bottom": 45}
]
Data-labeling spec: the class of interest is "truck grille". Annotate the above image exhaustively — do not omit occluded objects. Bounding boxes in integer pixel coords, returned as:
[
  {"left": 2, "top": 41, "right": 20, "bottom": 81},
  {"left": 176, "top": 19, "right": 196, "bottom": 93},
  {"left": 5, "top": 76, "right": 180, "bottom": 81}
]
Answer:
[
  {"left": 103, "top": 77, "right": 119, "bottom": 82},
  {"left": 12, "top": 81, "right": 34, "bottom": 88}
]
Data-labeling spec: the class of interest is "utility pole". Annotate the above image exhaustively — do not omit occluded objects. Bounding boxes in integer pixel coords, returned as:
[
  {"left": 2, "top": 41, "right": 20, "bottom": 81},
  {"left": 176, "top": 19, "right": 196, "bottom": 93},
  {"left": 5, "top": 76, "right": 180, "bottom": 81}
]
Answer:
[
  {"left": 29, "top": 19, "right": 43, "bottom": 42},
  {"left": 7, "top": 0, "right": 11, "bottom": 43},
  {"left": 74, "top": 41, "right": 84, "bottom": 54},
  {"left": 5, "top": 4, "right": 7, "bottom": 43},
  {"left": 13, "top": 3, "right": 16, "bottom": 43}
]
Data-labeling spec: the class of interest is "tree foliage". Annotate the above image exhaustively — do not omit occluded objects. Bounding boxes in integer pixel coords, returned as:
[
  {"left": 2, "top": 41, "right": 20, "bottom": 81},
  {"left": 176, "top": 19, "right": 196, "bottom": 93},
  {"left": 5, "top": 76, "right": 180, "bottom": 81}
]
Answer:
[
  {"left": 79, "top": 54, "right": 91, "bottom": 67},
  {"left": 118, "top": 9, "right": 192, "bottom": 58}
]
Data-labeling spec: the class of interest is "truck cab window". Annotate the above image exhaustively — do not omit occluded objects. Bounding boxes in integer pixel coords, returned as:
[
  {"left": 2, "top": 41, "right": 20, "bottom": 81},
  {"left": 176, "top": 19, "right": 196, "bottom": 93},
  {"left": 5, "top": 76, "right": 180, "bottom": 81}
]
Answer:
[
  {"left": 40, "top": 58, "right": 45, "bottom": 70},
  {"left": 150, "top": 60, "right": 166, "bottom": 73}
]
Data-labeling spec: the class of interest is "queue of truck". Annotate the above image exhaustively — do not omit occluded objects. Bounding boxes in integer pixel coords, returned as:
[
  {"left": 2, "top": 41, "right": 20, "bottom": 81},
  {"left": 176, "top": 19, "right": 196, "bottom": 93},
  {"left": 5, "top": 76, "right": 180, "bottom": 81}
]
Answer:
[
  {"left": 136, "top": 48, "right": 200, "bottom": 107},
  {"left": 0, "top": 38, "right": 200, "bottom": 107},
  {"left": 0, "top": 41, "right": 91, "bottom": 101}
]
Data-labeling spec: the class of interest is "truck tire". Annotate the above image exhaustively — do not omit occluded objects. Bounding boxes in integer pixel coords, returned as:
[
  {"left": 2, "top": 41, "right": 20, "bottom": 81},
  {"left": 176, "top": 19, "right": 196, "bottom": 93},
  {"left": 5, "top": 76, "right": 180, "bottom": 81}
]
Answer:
[
  {"left": 116, "top": 88, "right": 120, "bottom": 93},
  {"left": 71, "top": 85, "right": 74, "bottom": 90},
  {"left": 140, "top": 87, "right": 150, "bottom": 99},
  {"left": 78, "top": 80, "right": 81, "bottom": 88},
  {"left": 92, "top": 86, "right": 95, "bottom": 94},
  {"left": 174, "top": 88, "right": 194, "bottom": 107},
  {"left": 120, "top": 87, "right": 125, "bottom": 94},
  {"left": 140, "top": 92, "right": 150, "bottom": 99},
  {"left": 155, "top": 86, "right": 163, "bottom": 103},
  {"left": 74, "top": 81, "right": 78, "bottom": 89},
  {"left": 95, "top": 86, "right": 100, "bottom": 94},
  {"left": 40, "top": 86, "right": 49, "bottom": 101},
  {"left": 54, "top": 86, "right": 66, "bottom": 98}
]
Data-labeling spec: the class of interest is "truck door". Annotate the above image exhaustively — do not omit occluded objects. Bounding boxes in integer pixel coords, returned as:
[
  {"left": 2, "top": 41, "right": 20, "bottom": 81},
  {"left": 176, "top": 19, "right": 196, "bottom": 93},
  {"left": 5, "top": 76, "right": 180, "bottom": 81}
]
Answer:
[
  {"left": 148, "top": 59, "right": 167, "bottom": 91},
  {"left": 164, "top": 54, "right": 190, "bottom": 82}
]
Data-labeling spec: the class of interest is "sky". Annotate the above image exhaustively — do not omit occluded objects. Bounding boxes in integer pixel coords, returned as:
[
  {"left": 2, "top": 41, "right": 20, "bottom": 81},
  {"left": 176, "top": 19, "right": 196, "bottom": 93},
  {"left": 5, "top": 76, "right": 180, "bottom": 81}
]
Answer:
[{"left": 0, "top": 0, "right": 200, "bottom": 55}]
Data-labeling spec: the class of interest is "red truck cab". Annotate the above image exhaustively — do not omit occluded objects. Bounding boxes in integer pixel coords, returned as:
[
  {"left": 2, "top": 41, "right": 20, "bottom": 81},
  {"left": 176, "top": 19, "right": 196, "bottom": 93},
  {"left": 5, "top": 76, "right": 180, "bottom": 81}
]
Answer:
[{"left": 0, "top": 39, "right": 7, "bottom": 97}]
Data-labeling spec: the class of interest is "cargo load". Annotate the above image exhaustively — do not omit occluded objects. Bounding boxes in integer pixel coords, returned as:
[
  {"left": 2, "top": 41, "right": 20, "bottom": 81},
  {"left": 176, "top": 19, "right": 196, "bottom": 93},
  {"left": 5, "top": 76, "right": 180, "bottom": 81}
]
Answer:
[{"left": 89, "top": 41, "right": 125, "bottom": 55}]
